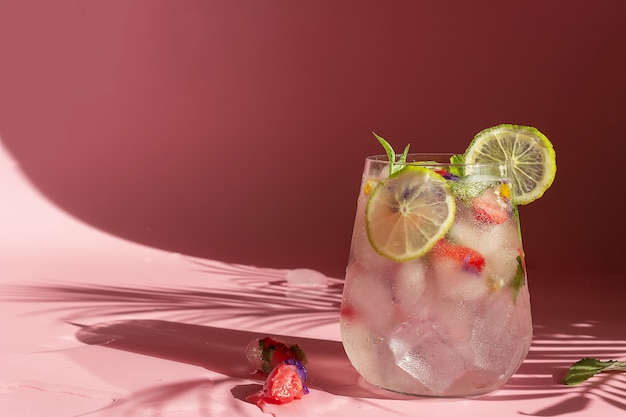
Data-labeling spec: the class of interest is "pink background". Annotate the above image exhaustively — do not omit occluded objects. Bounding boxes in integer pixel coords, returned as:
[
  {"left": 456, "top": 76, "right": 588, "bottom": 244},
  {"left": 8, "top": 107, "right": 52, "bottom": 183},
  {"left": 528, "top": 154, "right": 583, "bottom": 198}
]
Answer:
[{"left": 1, "top": 1, "right": 625, "bottom": 279}]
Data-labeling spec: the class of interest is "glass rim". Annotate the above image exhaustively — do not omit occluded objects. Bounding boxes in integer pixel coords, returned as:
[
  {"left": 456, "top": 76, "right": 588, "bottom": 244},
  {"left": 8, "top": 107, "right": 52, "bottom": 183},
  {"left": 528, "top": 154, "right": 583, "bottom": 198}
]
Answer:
[{"left": 365, "top": 153, "right": 508, "bottom": 168}]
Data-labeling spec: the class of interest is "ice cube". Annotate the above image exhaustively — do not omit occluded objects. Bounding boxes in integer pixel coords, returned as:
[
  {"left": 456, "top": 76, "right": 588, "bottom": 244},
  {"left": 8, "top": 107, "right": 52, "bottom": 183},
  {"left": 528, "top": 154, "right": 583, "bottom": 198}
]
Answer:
[
  {"left": 392, "top": 259, "right": 428, "bottom": 317},
  {"left": 340, "top": 319, "right": 389, "bottom": 385},
  {"left": 388, "top": 319, "right": 470, "bottom": 395},
  {"left": 470, "top": 291, "right": 532, "bottom": 375},
  {"left": 448, "top": 211, "right": 523, "bottom": 289},
  {"left": 448, "top": 212, "right": 520, "bottom": 259},
  {"left": 349, "top": 226, "right": 380, "bottom": 266},
  {"left": 483, "top": 248, "right": 522, "bottom": 288},
  {"left": 285, "top": 268, "right": 327, "bottom": 287},
  {"left": 432, "top": 257, "right": 490, "bottom": 302},
  {"left": 343, "top": 261, "right": 395, "bottom": 329}
]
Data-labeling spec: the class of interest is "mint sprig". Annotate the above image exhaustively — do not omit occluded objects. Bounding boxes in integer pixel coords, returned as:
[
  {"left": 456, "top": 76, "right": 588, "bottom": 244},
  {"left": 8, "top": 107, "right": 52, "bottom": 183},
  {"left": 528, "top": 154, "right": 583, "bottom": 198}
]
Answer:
[
  {"left": 511, "top": 255, "right": 525, "bottom": 303},
  {"left": 373, "top": 132, "right": 410, "bottom": 176},
  {"left": 562, "top": 357, "right": 626, "bottom": 386},
  {"left": 449, "top": 153, "right": 465, "bottom": 178}
]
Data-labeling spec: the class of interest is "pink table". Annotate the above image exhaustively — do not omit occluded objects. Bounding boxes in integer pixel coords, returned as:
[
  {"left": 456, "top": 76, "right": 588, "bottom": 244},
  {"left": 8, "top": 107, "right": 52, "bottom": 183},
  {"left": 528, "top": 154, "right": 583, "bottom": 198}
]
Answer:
[{"left": 1, "top": 143, "right": 624, "bottom": 416}]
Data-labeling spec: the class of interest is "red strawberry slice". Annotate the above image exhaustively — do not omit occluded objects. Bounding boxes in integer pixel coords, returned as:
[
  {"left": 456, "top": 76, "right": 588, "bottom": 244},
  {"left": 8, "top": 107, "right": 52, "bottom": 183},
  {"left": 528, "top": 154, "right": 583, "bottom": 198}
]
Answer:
[
  {"left": 431, "top": 239, "right": 485, "bottom": 273},
  {"left": 262, "top": 360, "right": 309, "bottom": 404},
  {"left": 472, "top": 186, "right": 511, "bottom": 224}
]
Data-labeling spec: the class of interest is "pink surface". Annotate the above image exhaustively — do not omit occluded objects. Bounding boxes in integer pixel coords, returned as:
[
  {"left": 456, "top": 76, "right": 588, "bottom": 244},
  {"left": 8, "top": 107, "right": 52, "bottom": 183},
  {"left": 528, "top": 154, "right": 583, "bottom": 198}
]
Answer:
[{"left": 1, "top": 141, "right": 625, "bottom": 416}]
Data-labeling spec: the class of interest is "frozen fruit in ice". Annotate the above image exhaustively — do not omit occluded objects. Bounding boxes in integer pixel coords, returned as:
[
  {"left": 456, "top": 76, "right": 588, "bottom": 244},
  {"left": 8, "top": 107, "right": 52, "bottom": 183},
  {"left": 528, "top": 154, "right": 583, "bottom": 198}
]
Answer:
[
  {"left": 393, "top": 259, "right": 427, "bottom": 315},
  {"left": 472, "top": 184, "right": 512, "bottom": 224},
  {"left": 431, "top": 239, "right": 485, "bottom": 273},
  {"left": 341, "top": 262, "right": 396, "bottom": 326},
  {"left": 245, "top": 337, "right": 307, "bottom": 374},
  {"left": 434, "top": 169, "right": 459, "bottom": 181},
  {"left": 261, "top": 359, "right": 309, "bottom": 404}
]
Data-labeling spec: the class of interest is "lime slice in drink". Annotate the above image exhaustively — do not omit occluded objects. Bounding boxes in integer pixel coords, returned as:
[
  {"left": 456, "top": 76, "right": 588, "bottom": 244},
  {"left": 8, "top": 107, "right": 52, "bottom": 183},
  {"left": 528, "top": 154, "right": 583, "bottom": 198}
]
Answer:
[
  {"left": 366, "top": 167, "right": 455, "bottom": 261},
  {"left": 464, "top": 124, "right": 556, "bottom": 205}
]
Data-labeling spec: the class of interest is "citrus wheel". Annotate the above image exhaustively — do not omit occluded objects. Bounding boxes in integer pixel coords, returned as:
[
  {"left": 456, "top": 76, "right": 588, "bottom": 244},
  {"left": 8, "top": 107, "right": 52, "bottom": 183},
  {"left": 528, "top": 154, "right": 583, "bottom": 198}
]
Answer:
[
  {"left": 464, "top": 124, "right": 556, "bottom": 205},
  {"left": 366, "top": 166, "right": 455, "bottom": 261}
]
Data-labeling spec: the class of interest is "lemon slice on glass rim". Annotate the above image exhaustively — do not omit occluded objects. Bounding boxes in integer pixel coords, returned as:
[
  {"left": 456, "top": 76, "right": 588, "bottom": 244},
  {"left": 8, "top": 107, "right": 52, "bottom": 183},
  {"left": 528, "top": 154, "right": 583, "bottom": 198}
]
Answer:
[
  {"left": 464, "top": 124, "right": 556, "bottom": 205},
  {"left": 366, "top": 166, "right": 455, "bottom": 262}
]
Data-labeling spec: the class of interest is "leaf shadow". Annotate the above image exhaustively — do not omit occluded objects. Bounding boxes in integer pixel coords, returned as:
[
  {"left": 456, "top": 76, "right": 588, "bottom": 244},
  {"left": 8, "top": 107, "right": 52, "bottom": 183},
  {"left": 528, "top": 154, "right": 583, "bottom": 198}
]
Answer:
[
  {"left": 72, "top": 318, "right": 382, "bottom": 400},
  {"left": 2, "top": 257, "right": 625, "bottom": 415}
]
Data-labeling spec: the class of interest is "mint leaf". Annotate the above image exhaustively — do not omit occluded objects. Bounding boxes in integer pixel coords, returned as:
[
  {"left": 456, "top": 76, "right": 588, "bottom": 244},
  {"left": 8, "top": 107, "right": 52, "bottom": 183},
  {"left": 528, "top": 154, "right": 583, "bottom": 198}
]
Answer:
[
  {"left": 562, "top": 357, "right": 626, "bottom": 386},
  {"left": 373, "top": 132, "right": 395, "bottom": 166},
  {"left": 449, "top": 154, "right": 465, "bottom": 177},
  {"left": 511, "top": 255, "right": 525, "bottom": 303},
  {"left": 448, "top": 179, "right": 494, "bottom": 207},
  {"left": 450, "top": 154, "right": 465, "bottom": 164},
  {"left": 398, "top": 143, "right": 410, "bottom": 166},
  {"left": 372, "top": 132, "right": 410, "bottom": 175}
]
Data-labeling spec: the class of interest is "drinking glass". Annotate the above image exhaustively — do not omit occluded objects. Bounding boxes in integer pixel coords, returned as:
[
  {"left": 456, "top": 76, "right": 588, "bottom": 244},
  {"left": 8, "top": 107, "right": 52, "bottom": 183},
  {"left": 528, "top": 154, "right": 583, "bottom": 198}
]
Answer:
[{"left": 340, "top": 153, "right": 532, "bottom": 397}]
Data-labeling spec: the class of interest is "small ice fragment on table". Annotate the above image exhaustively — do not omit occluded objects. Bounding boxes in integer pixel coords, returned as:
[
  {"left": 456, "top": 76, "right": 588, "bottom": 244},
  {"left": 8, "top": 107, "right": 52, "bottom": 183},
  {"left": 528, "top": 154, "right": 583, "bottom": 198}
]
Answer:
[{"left": 285, "top": 269, "right": 327, "bottom": 287}]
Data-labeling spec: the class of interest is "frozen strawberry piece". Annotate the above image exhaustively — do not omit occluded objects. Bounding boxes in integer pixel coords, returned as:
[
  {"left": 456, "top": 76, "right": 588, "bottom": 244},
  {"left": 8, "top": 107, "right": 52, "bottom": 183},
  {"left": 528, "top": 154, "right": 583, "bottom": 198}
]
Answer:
[
  {"left": 245, "top": 337, "right": 307, "bottom": 374},
  {"left": 261, "top": 359, "right": 309, "bottom": 405},
  {"left": 339, "top": 303, "right": 356, "bottom": 320},
  {"left": 431, "top": 239, "right": 485, "bottom": 273},
  {"left": 434, "top": 169, "right": 459, "bottom": 181},
  {"left": 472, "top": 185, "right": 512, "bottom": 224}
]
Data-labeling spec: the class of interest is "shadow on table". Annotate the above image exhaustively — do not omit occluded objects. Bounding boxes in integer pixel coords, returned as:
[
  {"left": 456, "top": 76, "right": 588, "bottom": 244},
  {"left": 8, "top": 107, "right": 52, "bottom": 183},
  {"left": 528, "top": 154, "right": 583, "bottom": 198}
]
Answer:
[
  {"left": 475, "top": 278, "right": 626, "bottom": 415},
  {"left": 72, "top": 319, "right": 389, "bottom": 400},
  {"left": 2, "top": 259, "right": 625, "bottom": 414},
  {"left": 3, "top": 258, "right": 344, "bottom": 330},
  {"left": 479, "top": 328, "right": 626, "bottom": 414},
  {"left": 69, "top": 317, "right": 626, "bottom": 414}
]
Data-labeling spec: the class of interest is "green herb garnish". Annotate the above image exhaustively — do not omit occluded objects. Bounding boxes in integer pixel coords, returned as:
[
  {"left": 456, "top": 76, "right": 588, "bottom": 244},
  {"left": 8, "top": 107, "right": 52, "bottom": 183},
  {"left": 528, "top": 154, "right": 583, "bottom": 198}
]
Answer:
[
  {"left": 562, "top": 357, "right": 626, "bottom": 386},
  {"left": 449, "top": 153, "right": 465, "bottom": 177},
  {"left": 373, "top": 132, "right": 410, "bottom": 176},
  {"left": 511, "top": 255, "right": 525, "bottom": 302}
]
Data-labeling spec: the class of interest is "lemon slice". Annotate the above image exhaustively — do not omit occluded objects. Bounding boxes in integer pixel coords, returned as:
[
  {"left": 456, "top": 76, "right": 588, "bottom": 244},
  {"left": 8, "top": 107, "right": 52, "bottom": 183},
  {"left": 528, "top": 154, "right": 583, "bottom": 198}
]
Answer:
[
  {"left": 366, "top": 167, "right": 455, "bottom": 261},
  {"left": 464, "top": 124, "right": 556, "bottom": 205}
]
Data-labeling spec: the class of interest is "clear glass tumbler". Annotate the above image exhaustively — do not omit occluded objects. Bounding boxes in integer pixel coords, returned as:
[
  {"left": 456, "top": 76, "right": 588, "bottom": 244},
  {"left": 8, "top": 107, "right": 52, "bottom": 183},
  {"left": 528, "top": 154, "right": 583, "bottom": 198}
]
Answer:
[{"left": 340, "top": 153, "right": 532, "bottom": 397}]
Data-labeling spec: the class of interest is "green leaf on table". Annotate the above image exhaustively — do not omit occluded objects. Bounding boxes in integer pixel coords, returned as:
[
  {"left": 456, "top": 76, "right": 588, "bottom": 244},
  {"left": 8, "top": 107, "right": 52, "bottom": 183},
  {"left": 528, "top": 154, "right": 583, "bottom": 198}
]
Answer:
[{"left": 561, "top": 357, "right": 626, "bottom": 386}]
